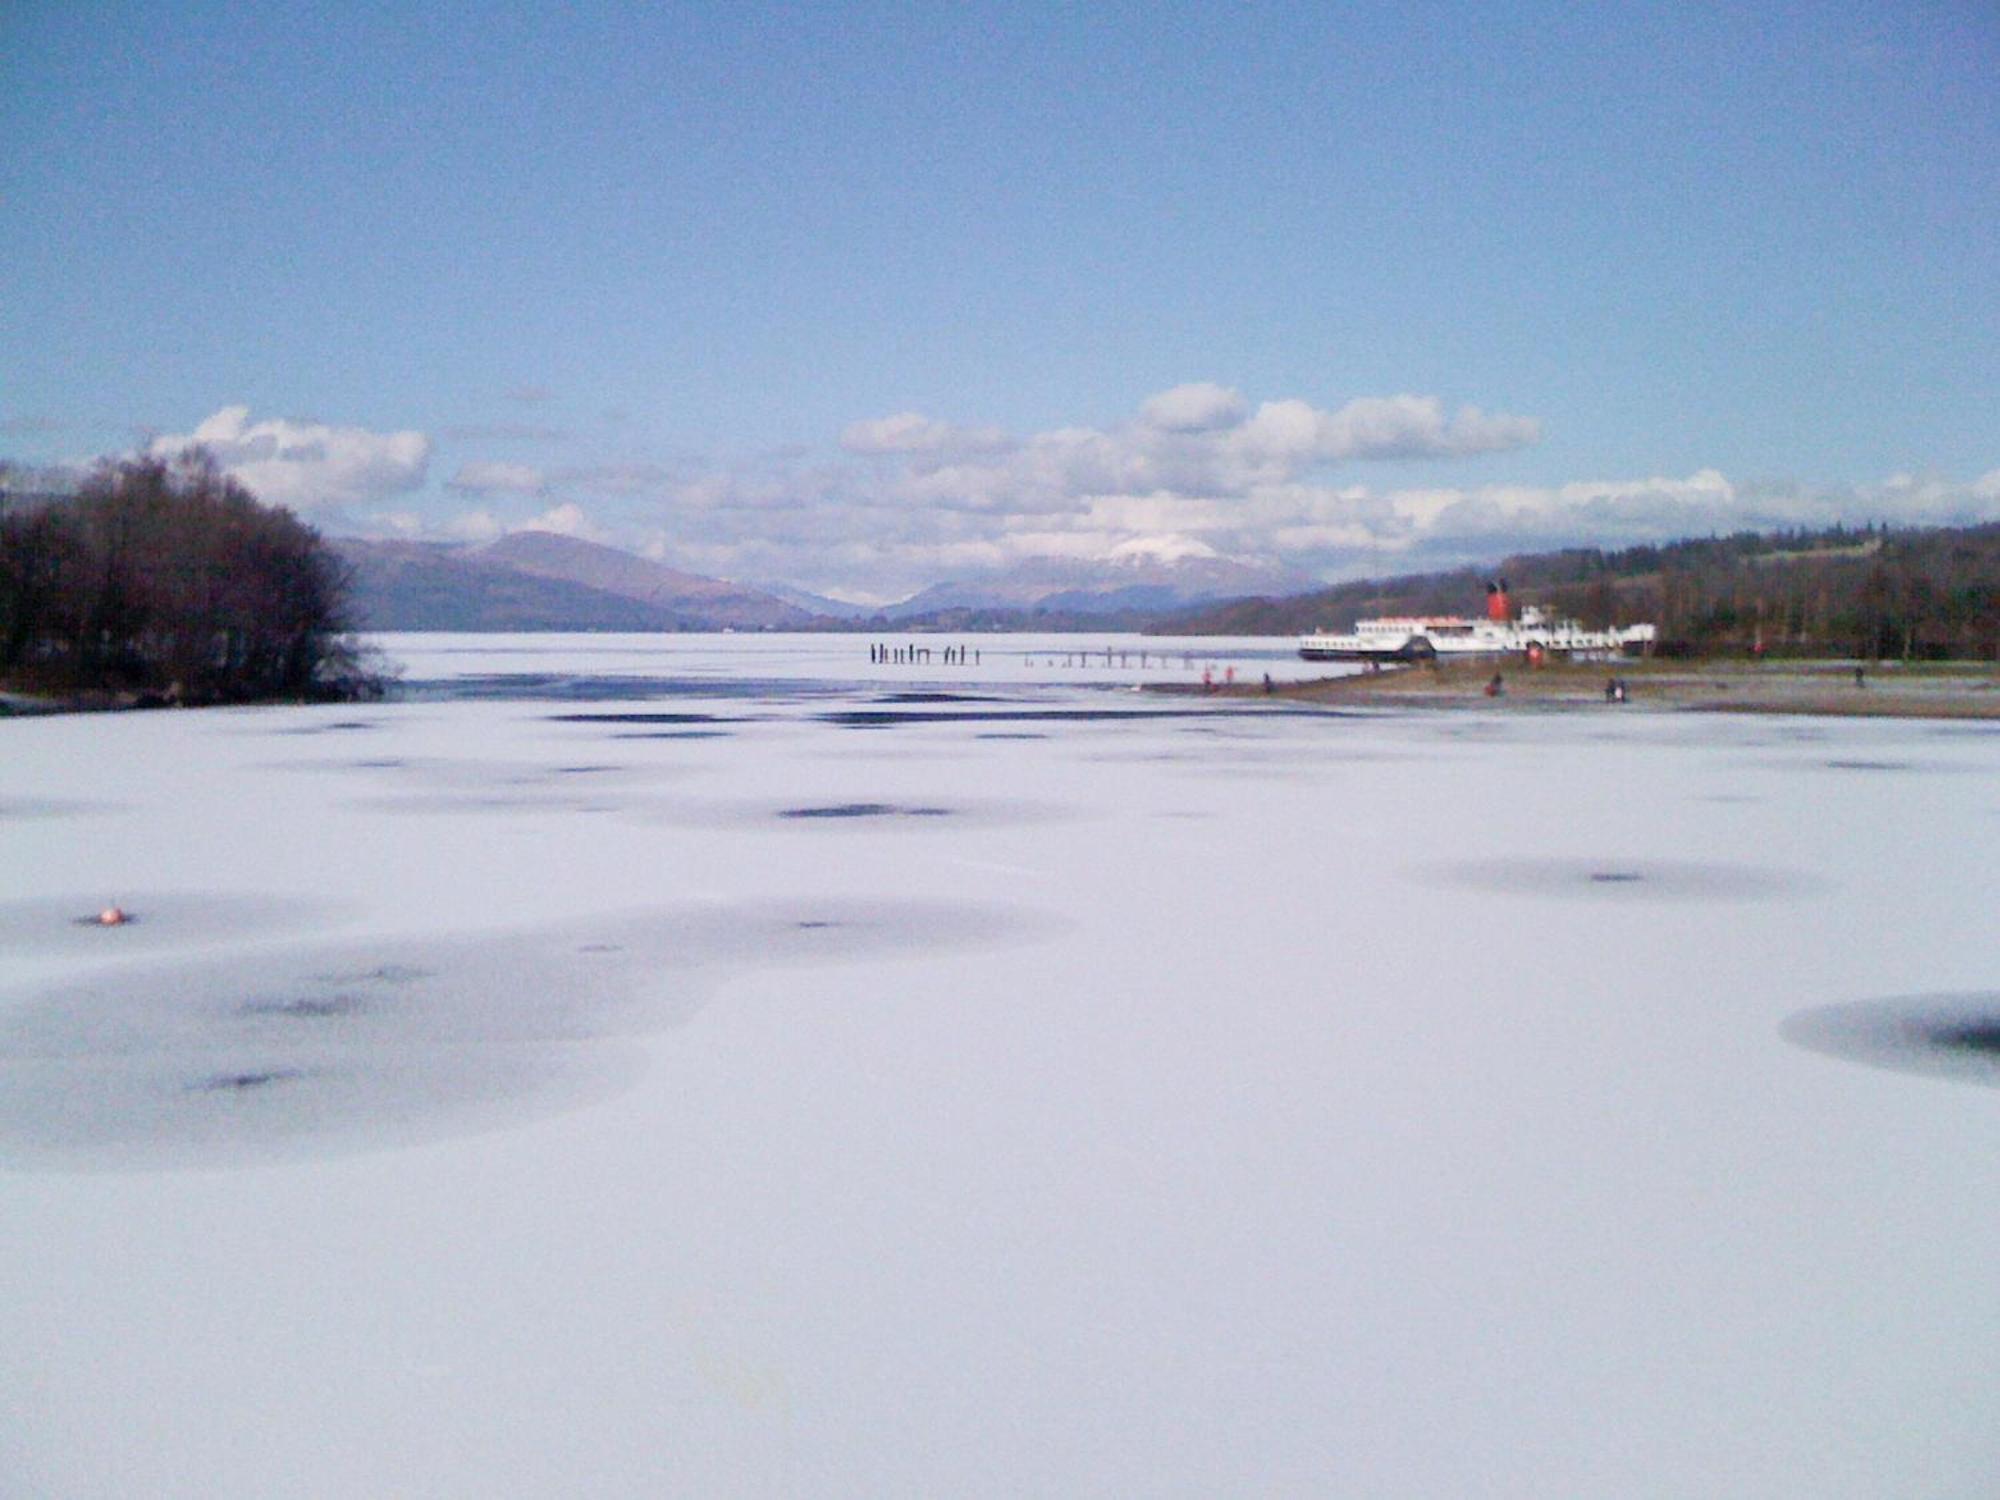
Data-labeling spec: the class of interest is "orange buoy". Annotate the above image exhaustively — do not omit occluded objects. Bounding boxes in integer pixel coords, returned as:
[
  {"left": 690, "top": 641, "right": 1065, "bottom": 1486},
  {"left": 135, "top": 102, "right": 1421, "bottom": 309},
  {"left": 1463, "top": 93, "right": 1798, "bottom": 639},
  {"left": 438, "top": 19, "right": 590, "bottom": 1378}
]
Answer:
[{"left": 97, "top": 905, "right": 129, "bottom": 927}]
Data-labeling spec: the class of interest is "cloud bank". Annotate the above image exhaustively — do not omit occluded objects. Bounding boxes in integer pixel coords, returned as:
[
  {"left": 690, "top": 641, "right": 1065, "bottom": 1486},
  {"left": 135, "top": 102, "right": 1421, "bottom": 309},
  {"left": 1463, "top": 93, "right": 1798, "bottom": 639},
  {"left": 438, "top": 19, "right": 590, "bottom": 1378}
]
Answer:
[{"left": 325, "top": 382, "right": 1997, "bottom": 600}]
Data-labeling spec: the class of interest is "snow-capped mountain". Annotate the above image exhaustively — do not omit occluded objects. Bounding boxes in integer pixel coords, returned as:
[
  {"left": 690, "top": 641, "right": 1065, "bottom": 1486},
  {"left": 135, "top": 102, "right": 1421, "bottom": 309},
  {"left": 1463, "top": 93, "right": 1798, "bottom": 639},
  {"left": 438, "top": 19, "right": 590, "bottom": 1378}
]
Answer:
[{"left": 884, "top": 537, "right": 1316, "bottom": 619}]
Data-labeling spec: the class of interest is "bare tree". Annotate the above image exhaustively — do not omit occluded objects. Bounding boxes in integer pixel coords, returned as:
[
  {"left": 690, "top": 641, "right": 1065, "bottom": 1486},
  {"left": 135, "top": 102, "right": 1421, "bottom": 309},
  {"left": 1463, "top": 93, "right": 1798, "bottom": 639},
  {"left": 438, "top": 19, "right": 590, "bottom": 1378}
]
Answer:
[{"left": 0, "top": 451, "right": 375, "bottom": 702}]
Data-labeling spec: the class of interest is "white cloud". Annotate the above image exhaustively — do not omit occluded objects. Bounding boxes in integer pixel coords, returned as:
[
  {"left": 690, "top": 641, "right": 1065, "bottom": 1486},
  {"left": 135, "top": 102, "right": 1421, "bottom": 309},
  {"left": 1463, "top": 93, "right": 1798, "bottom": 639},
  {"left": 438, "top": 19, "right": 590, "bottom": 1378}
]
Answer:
[
  {"left": 841, "top": 387, "right": 1542, "bottom": 518},
  {"left": 839, "top": 412, "right": 1012, "bottom": 456},
  {"left": 407, "top": 384, "right": 1544, "bottom": 594},
  {"left": 444, "top": 510, "right": 506, "bottom": 542},
  {"left": 1229, "top": 395, "right": 1542, "bottom": 468},
  {"left": 514, "top": 501, "right": 599, "bottom": 540},
  {"left": 150, "top": 405, "right": 429, "bottom": 511},
  {"left": 448, "top": 461, "right": 547, "bottom": 495},
  {"left": 400, "top": 382, "right": 2000, "bottom": 601},
  {"left": 1141, "top": 382, "right": 1248, "bottom": 433}
]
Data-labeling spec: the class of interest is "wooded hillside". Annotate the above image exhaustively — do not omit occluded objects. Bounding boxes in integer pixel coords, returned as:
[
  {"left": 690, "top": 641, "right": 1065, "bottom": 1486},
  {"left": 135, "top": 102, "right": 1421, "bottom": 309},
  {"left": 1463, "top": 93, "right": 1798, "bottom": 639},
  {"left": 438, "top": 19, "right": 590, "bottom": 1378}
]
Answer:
[{"left": 1165, "top": 523, "right": 2000, "bottom": 660}]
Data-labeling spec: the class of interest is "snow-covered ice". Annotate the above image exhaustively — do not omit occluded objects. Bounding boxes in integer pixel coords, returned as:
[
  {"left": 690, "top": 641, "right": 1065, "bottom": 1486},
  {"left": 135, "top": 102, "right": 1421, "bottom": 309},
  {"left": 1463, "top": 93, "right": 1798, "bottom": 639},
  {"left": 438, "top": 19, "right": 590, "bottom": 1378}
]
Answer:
[{"left": 3, "top": 632, "right": 1997, "bottom": 1497}]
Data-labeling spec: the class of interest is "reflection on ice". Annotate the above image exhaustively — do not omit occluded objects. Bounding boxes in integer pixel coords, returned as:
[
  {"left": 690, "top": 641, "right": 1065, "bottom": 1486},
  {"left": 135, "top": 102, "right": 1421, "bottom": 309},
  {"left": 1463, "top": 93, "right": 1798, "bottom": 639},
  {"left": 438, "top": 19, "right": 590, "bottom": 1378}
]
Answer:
[
  {"left": 779, "top": 803, "right": 953, "bottom": 820},
  {"left": 0, "top": 898, "right": 1027, "bottom": 1170},
  {"left": 0, "top": 1044, "right": 638, "bottom": 1172},
  {"left": 0, "top": 892, "right": 344, "bottom": 958},
  {"left": 1423, "top": 857, "right": 1828, "bottom": 902},
  {"left": 0, "top": 796, "right": 125, "bottom": 820}
]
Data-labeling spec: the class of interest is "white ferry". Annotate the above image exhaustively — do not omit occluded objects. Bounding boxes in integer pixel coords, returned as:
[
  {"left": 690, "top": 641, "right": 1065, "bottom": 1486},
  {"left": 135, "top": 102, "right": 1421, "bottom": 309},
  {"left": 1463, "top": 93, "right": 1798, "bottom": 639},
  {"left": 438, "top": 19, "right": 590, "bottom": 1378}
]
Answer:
[{"left": 1300, "top": 601, "right": 1656, "bottom": 663}]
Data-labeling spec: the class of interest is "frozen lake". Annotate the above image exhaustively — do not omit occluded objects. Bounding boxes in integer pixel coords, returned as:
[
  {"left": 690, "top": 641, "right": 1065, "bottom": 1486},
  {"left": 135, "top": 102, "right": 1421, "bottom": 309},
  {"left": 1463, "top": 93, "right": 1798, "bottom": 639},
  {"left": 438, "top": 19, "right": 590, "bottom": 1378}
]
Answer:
[{"left": 4, "top": 632, "right": 1998, "bottom": 1497}]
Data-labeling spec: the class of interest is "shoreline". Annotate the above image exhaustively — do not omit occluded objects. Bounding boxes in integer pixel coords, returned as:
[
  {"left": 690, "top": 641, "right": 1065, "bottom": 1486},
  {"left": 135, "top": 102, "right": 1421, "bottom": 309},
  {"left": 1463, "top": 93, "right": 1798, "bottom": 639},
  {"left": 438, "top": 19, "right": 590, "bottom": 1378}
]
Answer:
[
  {"left": 1202, "top": 659, "right": 2000, "bottom": 720},
  {"left": 12, "top": 656, "right": 2000, "bottom": 722}
]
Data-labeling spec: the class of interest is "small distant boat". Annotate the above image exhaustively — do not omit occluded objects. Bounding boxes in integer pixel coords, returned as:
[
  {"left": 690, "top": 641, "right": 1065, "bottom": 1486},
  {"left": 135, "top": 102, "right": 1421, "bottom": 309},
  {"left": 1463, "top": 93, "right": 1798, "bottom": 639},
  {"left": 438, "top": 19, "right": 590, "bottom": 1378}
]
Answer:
[{"left": 1299, "top": 581, "right": 1656, "bottom": 663}]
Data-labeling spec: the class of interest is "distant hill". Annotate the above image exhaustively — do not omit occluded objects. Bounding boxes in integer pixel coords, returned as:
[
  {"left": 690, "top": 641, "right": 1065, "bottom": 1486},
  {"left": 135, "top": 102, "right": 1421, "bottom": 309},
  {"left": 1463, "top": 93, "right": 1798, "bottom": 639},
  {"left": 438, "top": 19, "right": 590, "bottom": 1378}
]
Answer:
[
  {"left": 756, "top": 582, "right": 879, "bottom": 620},
  {"left": 882, "top": 546, "right": 1313, "bottom": 620},
  {"left": 474, "top": 531, "right": 814, "bottom": 629},
  {"left": 1161, "top": 522, "right": 2000, "bottom": 660},
  {"left": 334, "top": 532, "right": 817, "bottom": 631},
  {"left": 333, "top": 530, "right": 1312, "bottom": 633},
  {"left": 334, "top": 539, "right": 688, "bottom": 631}
]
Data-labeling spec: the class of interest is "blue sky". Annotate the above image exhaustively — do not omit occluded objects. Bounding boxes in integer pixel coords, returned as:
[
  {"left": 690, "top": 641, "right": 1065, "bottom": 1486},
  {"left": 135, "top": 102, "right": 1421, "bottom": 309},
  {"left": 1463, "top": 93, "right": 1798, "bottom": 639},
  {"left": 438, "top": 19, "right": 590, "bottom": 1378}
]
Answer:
[{"left": 4, "top": 0, "right": 1996, "bottom": 598}]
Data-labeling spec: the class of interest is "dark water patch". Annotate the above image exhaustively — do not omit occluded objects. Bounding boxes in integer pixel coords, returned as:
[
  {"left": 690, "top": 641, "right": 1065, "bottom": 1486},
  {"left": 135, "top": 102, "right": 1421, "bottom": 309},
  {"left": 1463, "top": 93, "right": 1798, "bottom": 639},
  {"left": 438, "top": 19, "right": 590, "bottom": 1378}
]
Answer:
[
  {"left": 1423, "top": 857, "right": 1829, "bottom": 903},
  {"left": 614, "top": 729, "right": 734, "bottom": 740},
  {"left": 630, "top": 795, "right": 1061, "bottom": 833},
  {"left": 1739, "top": 754, "right": 1981, "bottom": 778},
  {"left": 0, "top": 797, "right": 125, "bottom": 821},
  {"left": 779, "top": 803, "right": 953, "bottom": 820},
  {"left": 0, "top": 897, "right": 1037, "bottom": 1170},
  {"left": 310, "top": 964, "right": 432, "bottom": 986},
  {"left": 1934, "top": 1022, "right": 2000, "bottom": 1055},
  {"left": 274, "top": 755, "right": 676, "bottom": 791},
  {"left": 337, "top": 757, "right": 690, "bottom": 816},
  {"left": 1085, "top": 741, "right": 1358, "bottom": 767},
  {"left": 351, "top": 792, "right": 626, "bottom": 817},
  {"left": 550, "top": 711, "right": 730, "bottom": 725},
  {"left": 196, "top": 1068, "right": 306, "bottom": 1092},
  {"left": 275, "top": 719, "right": 378, "bottom": 735},
  {"left": 1783, "top": 993, "right": 2000, "bottom": 1090},
  {"left": 403, "top": 674, "right": 826, "bottom": 705},
  {"left": 820, "top": 707, "right": 1280, "bottom": 728},
  {"left": 243, "top": 994, "right": 366, "bottom": 1020},
  {"left": 0, "top": 1047, "right": 636, "bottom": 1172},
  {"left": 879, "top": 692, "right": 1010, "bottom": 705}
]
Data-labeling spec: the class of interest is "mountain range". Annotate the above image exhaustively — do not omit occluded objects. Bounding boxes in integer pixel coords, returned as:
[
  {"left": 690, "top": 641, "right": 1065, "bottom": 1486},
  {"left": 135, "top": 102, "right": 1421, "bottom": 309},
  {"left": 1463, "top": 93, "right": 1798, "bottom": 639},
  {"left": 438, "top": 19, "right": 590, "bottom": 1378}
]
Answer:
[
  {"left": 334, "top": 531, "right": 1312, "bottom": 631},
  {"left": 878, "top": 543, "right": 1313, "bottom": 621}
]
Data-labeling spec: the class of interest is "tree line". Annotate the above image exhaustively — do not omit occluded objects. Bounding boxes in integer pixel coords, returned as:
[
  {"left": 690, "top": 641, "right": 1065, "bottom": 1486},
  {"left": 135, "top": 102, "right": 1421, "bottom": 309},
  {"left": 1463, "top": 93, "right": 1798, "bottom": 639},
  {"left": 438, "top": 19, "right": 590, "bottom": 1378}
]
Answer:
[
  {"left": 1167, "top": 522, "right": 2000, "bottom": 660},
  {"left": 0, "top": 454, "right": 374, "bottom": 703}
]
